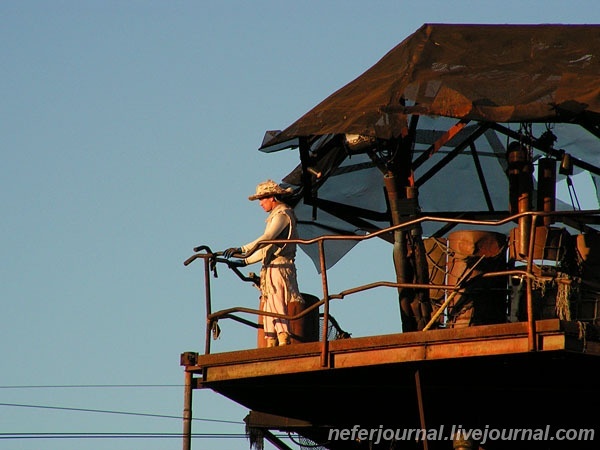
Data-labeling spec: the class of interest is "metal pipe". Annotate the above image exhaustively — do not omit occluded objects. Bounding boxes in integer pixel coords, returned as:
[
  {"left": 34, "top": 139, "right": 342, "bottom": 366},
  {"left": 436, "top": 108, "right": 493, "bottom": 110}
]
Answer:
[
  {"left": 507, "top": 142, "right": 533, "bottom": 257},
  {"left": 243, "top": 209, "right": 599, "bottom": 248},
  {"left": 384, "top": 173, "right": 413, "bottom": 329},
  {"left": 204, "top": 258, "right": 212, "bottom": 355},
  {"left": 182, "top": 370, "right": 193, "bottom": 450},
  {"left": 537, "top": 158, "right": 557, "bottom": 226},
  {"left": 415, "top": 369, "right": 429, "bottom": 450},
  {"left": 407, "top": 186, "right": 431, "bottom": 330},
  {"left": 319, "top": 240, "right": 330, "bottom": 367},
  {"left": 526, "top": 215, "right": 538, "bottom": 352}
]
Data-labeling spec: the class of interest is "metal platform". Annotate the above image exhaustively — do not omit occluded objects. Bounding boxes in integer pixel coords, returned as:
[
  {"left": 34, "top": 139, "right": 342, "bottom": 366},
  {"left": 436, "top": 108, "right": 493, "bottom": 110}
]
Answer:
[{"left": 181, "top": 319, "right": 600, "bottom": 450}]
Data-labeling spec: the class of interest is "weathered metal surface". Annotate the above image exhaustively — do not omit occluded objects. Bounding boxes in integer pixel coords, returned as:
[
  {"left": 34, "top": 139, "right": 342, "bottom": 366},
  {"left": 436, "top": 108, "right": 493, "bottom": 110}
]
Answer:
[
  {"left": 181, "top": 319, "right": 600, "bottom": 449},
  {"left": 184, "top": 320, "right": 597, "bottom": 381}
]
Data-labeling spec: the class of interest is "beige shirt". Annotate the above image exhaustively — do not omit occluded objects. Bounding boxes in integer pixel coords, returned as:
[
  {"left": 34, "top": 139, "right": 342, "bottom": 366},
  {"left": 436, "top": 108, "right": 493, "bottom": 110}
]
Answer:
[{"left": 241, "top": 203, "right": 298, "bottom": 265}]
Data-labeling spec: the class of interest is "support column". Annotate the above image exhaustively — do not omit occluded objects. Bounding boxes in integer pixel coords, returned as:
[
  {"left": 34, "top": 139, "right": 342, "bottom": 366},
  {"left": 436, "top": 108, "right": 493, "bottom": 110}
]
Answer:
[
  {"left": 415, "top": 369, "right": 429, "bottom": 450},
  {"left": 183, "top": 369, "right": 193, "bottom": 450}
]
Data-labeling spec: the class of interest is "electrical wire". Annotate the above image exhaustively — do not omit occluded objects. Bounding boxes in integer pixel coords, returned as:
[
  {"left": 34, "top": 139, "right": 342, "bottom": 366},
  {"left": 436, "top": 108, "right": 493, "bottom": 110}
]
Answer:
[
  {"left": 0, "top": 402, "right": 242, "bottom": 424},
  {"left": 0, "top": 384, "right": 181, "bottom": 389},
  {"left": 0, "top": 384, "right": 298, "bottom": 444},
  {"left": 0, "top": 432, "right": 279, "bottom": 439}
]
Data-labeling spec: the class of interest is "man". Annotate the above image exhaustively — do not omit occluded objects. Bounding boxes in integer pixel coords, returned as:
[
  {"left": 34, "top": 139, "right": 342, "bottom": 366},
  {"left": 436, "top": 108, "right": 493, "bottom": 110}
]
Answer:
[{"left": 223, "top": 180, "right": 304, "bottom": 347}]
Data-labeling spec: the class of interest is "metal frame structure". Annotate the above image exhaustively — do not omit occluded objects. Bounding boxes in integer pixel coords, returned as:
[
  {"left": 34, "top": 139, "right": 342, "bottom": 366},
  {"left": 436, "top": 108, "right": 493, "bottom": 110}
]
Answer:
[{"left": 181, "top": 24, "right": 600, "bottom": 450}]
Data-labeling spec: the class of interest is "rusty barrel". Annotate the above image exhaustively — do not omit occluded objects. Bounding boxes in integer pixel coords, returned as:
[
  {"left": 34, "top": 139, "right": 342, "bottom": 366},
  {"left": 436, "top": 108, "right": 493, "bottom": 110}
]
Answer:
[{"left": 257, "top": 293, "right": 320, "bottom": 347}]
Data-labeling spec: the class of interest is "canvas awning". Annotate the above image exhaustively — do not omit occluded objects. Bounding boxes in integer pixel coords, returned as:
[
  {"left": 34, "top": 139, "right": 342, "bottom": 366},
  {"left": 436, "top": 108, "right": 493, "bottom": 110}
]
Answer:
[
  {"left": 261, "top": 23, "right": 600, "bottom": 148},
  {"left": 260, "top": 24, "right": 600, "bottom": 272}
]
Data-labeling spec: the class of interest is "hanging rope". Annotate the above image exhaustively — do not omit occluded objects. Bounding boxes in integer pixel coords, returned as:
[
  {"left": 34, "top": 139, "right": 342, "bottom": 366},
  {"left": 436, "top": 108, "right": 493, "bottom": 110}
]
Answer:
[{"left": 555, "top": 275, "right": 574, "bottom": 321}]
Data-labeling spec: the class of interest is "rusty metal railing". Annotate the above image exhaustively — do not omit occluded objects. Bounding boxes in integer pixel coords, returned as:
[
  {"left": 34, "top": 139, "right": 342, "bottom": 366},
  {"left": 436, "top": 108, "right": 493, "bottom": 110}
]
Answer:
[{"left": 184, "top": 209, "right": 600, "bottom": 362}]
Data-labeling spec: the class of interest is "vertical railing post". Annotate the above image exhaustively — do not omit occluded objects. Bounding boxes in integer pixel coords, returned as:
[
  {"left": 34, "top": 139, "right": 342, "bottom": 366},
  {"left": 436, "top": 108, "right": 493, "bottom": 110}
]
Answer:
[
  {"left": 318, "top": 240, "right": 330, "bottom": 367},
  {"left": 204, "top": 257, "right": 212, "bottom": 355},
  {"left": 526, "top": 213, "right": 538, "bottom": 352}
]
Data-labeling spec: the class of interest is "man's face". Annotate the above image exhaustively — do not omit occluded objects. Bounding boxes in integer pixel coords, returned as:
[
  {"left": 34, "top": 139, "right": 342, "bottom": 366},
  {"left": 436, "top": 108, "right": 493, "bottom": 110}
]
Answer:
[{"left": 259, "top": 196, "right": 276, "bottom": 212}]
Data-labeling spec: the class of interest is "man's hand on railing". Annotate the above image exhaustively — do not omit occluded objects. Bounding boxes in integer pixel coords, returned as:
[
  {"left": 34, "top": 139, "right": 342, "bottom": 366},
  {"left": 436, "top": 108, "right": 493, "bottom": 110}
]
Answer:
[
  {"left": 185, "top": 246, "right": 257, "bottom": 286},
  {"left": 223, "top": 247, "right": 242, "bottom": 259}
]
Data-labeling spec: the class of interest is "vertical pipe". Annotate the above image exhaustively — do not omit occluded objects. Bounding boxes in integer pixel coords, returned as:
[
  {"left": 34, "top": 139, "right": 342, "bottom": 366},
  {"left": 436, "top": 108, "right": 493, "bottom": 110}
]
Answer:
[
  {"left": 507, "top": 142, "right": 533, "bottom": 257},
  {"left": 182, "top": 370, "right": 193, "bottom": 450},
  {"left": 415, "top": 369, "right": 429, "bottom": 450},
  {"left": 318, "top": 240, "right": 330, "bottom": 367},
  {"left": 407, "top": 186, "right": 431, "bottom": 330},
  {"left": 517, "top": 198, "right": 532, "bottom": 256},
  {"left": 537, "top": 158, "right": 557, "bottom": 226},
  {"left": 526, "top": 215, "right": 538, "bottom": 352},
  {"left": 384, "top": 173, "right": 412, "bottom": 330},
  {"left": 507, "top": 144, "right": 520, "bottom": 217}
]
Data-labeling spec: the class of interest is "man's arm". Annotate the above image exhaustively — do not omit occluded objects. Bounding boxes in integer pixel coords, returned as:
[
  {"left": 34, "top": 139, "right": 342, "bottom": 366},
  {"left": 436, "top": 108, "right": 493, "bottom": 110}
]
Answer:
[{"left": 241, "top": 212, "right": 289, "bottom": 264}]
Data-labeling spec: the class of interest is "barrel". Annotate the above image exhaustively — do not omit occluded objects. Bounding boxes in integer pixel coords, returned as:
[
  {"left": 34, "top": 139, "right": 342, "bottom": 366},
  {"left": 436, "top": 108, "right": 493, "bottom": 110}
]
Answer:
[{"left": 257, "top": 293, "right": 320, "bottom": 347}]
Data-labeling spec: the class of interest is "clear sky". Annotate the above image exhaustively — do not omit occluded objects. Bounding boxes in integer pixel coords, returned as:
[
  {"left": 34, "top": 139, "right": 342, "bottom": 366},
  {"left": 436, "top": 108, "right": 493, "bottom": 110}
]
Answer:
[{"left": 2, "top": 1, "right": 598, "bottom": 449}]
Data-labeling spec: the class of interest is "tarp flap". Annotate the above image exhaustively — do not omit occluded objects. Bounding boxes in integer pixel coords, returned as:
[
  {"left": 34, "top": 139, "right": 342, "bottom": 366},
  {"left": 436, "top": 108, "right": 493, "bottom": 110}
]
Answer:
[{"left": 294, "top": 153, "right": 390, "bottom": 272}]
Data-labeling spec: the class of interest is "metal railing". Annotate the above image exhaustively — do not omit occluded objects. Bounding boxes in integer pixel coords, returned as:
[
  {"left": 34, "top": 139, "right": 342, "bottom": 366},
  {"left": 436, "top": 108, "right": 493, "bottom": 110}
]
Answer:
[{"left": 184, "top": 209, "right": 600, "bottom": 363}]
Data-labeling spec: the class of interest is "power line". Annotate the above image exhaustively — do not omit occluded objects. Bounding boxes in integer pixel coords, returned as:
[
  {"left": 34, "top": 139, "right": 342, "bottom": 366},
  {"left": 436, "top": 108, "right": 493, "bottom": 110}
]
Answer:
[
  {"left": 0, "top": 384, "right": 181, "bottom": 389},
  {"left": 0, "top": 402, "right": 242, "bottom": 424},
  {"left": 0, "top": 432, "right": 294, "bottom": 441},
  {"left": 0, "top": 432, "right": 259, "bottom": 439}
]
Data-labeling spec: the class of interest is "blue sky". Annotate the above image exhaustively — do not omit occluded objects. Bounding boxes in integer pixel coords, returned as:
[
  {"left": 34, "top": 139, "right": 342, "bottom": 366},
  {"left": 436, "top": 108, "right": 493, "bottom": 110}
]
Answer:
[{"left": 2, "top": 1, "right": 598, "bottom": 449}]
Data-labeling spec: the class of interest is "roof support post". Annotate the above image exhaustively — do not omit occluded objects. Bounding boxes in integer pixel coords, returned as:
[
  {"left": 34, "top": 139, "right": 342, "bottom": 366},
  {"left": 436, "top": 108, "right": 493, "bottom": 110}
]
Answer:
[{"left": 384, "top": 133, "right": 431, "bottom": 332}]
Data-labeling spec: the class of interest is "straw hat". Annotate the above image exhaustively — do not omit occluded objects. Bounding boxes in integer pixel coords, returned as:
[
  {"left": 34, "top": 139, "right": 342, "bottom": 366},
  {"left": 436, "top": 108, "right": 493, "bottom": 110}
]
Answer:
[{"left": 248, "top": 179, "right": 293, "bottom": 201}]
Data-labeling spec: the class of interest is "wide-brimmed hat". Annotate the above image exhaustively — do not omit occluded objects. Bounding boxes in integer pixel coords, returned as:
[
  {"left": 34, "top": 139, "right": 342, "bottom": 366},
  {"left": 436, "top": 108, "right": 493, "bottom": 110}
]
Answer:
[{"left": 248, "top": 179, "right": 293, "bottom": 201}]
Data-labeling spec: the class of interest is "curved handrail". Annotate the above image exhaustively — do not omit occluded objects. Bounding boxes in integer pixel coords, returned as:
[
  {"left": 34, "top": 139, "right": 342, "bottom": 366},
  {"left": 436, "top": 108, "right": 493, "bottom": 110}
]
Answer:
[{"left": 240, "top": 209, "right": 600, "bottom": 253}]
